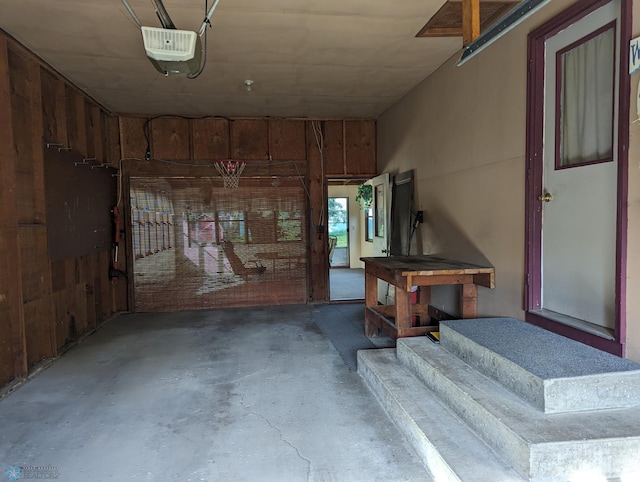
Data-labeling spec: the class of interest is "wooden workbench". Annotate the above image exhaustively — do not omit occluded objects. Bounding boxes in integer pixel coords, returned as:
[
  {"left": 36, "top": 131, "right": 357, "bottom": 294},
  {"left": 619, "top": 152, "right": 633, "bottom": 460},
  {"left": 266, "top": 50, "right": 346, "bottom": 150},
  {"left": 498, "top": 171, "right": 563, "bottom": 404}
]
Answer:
[{"left": 360, "top": 255, "right": 495, "bottom": 339}]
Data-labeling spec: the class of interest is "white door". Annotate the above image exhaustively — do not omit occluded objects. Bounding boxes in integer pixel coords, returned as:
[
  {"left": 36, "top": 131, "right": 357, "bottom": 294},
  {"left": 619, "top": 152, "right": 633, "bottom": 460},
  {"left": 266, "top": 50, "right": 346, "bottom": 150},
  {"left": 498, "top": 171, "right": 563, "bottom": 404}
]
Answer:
[
  {"left": 366, "top": 173, "right": 391, "bottom": 304},
  {"left": 540, "top": 0, "right": 620, "bottom": 329}
]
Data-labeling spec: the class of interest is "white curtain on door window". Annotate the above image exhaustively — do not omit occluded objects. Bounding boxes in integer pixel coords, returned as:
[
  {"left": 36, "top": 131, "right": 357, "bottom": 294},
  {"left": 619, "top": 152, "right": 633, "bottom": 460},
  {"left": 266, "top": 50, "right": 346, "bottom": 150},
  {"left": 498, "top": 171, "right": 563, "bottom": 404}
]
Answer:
[{"left": 560, "top": 27, "right": 615, "bottom": 166}]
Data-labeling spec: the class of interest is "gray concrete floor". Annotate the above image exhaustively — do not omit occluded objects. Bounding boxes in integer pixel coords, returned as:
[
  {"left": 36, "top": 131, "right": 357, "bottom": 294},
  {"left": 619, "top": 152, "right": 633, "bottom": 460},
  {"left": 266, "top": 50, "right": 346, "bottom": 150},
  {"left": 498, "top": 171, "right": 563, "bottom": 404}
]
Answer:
[{"left": 0, "top": 305, "right": 431, "bottom": 482}]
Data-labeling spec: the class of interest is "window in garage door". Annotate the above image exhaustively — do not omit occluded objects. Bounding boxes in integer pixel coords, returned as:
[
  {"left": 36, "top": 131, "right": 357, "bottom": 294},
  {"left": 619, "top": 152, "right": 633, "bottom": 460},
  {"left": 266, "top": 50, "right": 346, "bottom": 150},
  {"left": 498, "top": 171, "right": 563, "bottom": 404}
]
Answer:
[{"left": 130, "top": 177, "right": 308, "bottom": 312}]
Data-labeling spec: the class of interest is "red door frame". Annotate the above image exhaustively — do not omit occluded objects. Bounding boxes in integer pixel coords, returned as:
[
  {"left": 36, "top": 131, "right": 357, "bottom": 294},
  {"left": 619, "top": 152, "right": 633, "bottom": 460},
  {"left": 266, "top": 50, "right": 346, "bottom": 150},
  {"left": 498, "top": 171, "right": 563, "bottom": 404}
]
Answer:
[{"left": 524, "top": 0, "right": 631, "bottom": 356}]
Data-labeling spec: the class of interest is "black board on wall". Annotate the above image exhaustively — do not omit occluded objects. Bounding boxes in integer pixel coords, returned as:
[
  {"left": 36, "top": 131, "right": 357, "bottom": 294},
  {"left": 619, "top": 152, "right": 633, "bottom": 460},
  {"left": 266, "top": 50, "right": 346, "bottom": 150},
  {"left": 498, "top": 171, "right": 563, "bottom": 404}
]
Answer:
[
  {"left": 44, "top": 147, "right": 116, "bottom": 261},
  {"left": 389, "top": 170, "right": 414, "bottom": 256}
]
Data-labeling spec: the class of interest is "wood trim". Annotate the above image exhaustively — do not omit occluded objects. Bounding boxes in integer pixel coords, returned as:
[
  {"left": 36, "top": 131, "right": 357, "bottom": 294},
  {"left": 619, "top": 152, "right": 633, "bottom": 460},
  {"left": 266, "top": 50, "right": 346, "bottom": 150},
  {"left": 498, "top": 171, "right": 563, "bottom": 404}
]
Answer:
[{"left": 615, "top": 0, "right": 631, "bottom": 354}]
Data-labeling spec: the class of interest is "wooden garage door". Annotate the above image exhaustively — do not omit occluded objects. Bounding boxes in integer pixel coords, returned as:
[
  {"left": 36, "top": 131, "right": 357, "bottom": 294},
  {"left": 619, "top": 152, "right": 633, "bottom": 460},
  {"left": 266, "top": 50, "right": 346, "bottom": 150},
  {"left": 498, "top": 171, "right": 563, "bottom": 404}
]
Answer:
[{"left": 130, "top": 177, "right": 308, "bottom": 311}]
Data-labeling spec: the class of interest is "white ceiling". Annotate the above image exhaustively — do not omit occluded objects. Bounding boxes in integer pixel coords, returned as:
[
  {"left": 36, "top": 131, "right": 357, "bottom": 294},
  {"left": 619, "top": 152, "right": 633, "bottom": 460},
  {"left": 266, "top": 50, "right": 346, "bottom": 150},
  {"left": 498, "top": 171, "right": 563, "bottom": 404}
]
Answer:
[{"left": 0, "top": 0, "right": 463, "bottom": 118}]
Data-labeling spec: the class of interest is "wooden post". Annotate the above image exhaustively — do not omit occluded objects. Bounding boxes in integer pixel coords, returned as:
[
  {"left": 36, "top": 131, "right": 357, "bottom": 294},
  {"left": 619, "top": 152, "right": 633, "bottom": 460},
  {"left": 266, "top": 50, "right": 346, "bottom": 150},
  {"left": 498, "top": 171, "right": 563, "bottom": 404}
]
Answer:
[
  {"left": 461, "top": 283, "right": 478, "bottom": 318},
  {"left": 364, "top": 270, "right": 379, "bottom": 337},
  {"left": 395, "top": 287, "right": 412, "bottom": 337},
  {"left": 462, "top": 0, "right": 481, "bottom": 46}
]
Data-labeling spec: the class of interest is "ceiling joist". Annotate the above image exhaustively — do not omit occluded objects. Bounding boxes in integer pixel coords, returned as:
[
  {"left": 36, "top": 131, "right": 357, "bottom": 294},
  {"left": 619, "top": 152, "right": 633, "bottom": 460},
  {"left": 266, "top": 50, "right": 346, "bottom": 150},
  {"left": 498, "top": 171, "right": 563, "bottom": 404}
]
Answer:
[{"left": 416, "top": 0, "right": 517, "bottom": 43}]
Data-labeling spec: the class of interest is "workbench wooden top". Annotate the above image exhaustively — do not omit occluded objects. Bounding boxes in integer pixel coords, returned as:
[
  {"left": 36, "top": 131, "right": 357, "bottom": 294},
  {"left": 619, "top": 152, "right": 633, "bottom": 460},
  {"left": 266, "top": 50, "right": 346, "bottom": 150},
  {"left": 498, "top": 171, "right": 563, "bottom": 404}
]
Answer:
[{"left": 360, "top": 255, "right": 494, "bottom": 279}]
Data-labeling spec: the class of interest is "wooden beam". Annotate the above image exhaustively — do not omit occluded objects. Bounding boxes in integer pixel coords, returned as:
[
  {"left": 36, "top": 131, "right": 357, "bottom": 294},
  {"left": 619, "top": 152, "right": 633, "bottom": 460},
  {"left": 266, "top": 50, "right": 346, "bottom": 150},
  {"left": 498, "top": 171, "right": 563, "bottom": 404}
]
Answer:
[{"left": 462, "top": 0, "right": 481, "bottom": 46}]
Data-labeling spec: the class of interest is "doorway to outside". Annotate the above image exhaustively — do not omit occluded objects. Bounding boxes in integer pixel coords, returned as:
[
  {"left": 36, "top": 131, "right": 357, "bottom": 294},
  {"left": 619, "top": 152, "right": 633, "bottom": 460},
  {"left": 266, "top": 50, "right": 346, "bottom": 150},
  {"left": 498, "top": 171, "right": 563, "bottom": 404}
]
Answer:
[
  {"left": 328, "top": 197, "right": 349, "bottom": 268},
  {"left": 327, "top": 187, "right": 366, "bottom": 301}
]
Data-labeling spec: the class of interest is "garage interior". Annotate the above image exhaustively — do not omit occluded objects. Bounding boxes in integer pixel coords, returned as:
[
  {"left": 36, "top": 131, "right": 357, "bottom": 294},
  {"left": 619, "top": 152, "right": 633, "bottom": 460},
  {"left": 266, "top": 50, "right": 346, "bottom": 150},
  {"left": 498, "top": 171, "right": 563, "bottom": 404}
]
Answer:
[{"left": 2, "top": 0, "right": 640, "bottom": 481}]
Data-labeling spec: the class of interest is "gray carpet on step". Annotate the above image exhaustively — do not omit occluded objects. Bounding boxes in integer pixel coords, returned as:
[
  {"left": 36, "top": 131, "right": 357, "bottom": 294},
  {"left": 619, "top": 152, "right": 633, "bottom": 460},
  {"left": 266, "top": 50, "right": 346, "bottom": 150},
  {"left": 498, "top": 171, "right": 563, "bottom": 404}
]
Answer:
[{"left": 443, "top": 317, "right": 640, "bottom": 379}]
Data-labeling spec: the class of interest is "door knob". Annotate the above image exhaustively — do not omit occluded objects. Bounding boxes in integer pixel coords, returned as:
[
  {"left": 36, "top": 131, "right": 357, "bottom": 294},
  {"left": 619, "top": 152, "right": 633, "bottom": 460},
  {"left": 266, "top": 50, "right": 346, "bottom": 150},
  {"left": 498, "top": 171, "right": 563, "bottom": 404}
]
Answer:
[{"left": 538, "top": 192, "right": 553, "bottom": 202}]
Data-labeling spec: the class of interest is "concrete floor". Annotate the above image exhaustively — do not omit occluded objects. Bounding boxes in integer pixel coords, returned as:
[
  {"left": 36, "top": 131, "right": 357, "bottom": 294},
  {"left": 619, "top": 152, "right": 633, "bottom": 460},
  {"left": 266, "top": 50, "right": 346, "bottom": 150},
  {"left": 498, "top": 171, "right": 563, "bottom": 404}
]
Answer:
[{"left": 0, "top": 305, "right": 431, "bottom": 482}]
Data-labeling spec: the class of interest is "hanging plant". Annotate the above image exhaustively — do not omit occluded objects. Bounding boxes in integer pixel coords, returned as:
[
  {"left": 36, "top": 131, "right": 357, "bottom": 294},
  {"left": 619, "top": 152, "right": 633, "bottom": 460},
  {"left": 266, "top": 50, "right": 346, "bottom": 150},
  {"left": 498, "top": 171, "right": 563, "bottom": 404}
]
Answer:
[{"left": 355, "top": 183, "right": 373, "bottom": 210}]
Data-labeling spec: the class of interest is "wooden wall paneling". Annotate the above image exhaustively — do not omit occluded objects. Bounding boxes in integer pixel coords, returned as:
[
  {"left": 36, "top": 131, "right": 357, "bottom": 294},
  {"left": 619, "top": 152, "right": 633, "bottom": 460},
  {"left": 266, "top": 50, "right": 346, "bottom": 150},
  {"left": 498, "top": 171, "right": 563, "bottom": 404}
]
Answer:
[
  {"left": 23, "top": 298, "right": 55, "bottom": 367},
  {"left": 54, "top": 76, "right": 68, "bottom": 146},
  {"left": 99, "top": 250, "right": 111, "bottom": 320},
  {"left": 151, "top": 117, "right": 190, "bottom": 160},
  {"left": 0, "top": 36, "right": 27, "bottom": 384},
  {"left": 66, "top": 86, "right": 88, "bottom": 156},
  {"left": 269, "top": 119, "right": 306, "bottom": 160},
  {"left": 119, "top": 116, "right": 148, "bottom": 160},
  {"left": 84, "top": 102, "right": 103, "bottom": 161},
  {"left": 28, "top": 60, "right": 47, "bottom": 225},
  {"left": 191, "top": 118, "right": 230, "bottom": 160},
  {"left": 74, "top": 280, "right": 88, "bottom": 335},
  {"left": 231, "top": 119, "right": 269, "bottom": 160},
  {"left": 19, "top": 226, "right": 51, "bottom": 303},
  {"left": 8, "top": 47, "right": 37, "bottom": 224},
  {"left": 81, "top": 254, "right": 97, "bottom": 330},
  {"left": 52, "top": 290, "right": 69, "bottom": 350},
  {"left": 40, "top": 69, "right": 59, "bottom": 144},
  {"left": 322, "top": 120, "right": 346, "bottom": 175},
  {"left": 91, "top": 252, "right": 102, "bottom": 324},
  {"left": 345, "top": 120, "right": 376, "bottom": 176},
  {"left": 50, "top": 259, "right": 70, "bottom": 349},
  {"left": 104, "top": 113, "right": 120, "bottom": 167},
  {"left": 306, "top": 121, "right": 328, "bottom": 301}
]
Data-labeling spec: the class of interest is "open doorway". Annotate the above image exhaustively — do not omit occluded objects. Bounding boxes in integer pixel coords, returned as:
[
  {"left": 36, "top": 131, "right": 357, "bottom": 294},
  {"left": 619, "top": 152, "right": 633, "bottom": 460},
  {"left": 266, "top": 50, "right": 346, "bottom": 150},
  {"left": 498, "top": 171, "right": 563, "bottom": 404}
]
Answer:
[
  {"left": 328, "top": 197, "right": 349, "bottom": 267},
  {"left": 328, "top": 186, "right": 365, "bottom": 301}
]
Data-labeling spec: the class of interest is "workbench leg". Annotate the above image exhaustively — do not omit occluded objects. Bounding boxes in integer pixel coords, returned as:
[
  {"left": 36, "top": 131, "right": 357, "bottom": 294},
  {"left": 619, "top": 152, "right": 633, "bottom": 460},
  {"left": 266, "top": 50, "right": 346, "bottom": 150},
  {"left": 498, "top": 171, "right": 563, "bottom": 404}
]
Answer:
[
  {"left": 417, "top": 286, "right": 431, "bottom": 326},
  {"left": 364, "top": 271, "right": 379, "bottom": 337},
  {"left": 395, "top": 288, "right": 411, "bottom": 337},
  {"left": 461, "top": 284, "right": 477, "bottom": 318}
]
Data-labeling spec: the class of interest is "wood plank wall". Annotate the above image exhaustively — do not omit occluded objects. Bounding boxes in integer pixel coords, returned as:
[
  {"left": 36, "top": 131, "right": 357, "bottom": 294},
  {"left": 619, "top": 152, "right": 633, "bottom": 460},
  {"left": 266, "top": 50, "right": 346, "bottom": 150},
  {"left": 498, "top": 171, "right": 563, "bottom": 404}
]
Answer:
[
  {"left": 0, "top": 32, "right": 122, "bottom": 389},
  {"left": 118, "top": 116, "right": 376, "bottom": 308},
  {"left": 0, "top": 27, "right": 377, "bottom": 391}
]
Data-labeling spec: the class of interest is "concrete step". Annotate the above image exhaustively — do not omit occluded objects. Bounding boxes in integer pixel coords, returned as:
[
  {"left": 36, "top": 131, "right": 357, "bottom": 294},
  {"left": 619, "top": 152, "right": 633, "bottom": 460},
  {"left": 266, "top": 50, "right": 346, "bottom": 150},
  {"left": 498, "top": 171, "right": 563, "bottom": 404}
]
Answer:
[
  {"left": 439, "top": 318, "right": 640, "bottom": 414},
  {"left": 397, "top": 337, "right": 640, "bottom": 481},
  {"left": 357, "top": 348, "right": 524, "bottom": 482}
]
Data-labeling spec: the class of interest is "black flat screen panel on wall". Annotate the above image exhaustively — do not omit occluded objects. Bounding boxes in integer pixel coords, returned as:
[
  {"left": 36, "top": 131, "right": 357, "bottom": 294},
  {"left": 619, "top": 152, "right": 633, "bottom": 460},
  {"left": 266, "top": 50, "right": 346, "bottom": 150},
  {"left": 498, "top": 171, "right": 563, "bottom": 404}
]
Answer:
[
  {"left": 390, "top": 170, "right": 414, "bottom": 257},
  {"left": 44, "top": 147, "right": 116, "bottom": 261}
]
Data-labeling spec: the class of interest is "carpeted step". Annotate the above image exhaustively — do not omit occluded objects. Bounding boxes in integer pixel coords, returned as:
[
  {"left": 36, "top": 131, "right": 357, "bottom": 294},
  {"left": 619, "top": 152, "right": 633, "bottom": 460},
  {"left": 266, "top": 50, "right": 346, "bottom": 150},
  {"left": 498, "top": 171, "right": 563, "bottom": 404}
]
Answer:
[
  {"left": 397, "top": 337, "right": 640, "bottom": 481},
  {"left": 439, "top": 317, "right": 640, "bottom": 413},
  {"left": 357, "top": 348, "right": 524, "bottom": 482}
]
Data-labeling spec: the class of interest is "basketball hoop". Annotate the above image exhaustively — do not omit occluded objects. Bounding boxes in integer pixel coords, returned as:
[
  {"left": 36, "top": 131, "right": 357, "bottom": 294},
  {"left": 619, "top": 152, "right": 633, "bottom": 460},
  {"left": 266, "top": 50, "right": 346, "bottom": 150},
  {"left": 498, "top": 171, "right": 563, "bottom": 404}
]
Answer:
[{"left": 214, "top": 160, "right": 246, "bottom": 188}]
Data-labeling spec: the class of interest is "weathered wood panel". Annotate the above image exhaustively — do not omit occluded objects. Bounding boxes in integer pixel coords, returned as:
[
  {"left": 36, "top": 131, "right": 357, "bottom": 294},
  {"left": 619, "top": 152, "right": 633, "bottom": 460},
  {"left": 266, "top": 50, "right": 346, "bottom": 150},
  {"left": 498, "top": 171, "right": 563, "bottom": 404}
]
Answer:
[
  {"left": 66, "top": 86, "right": 87, "bottom": 155},
  {"left": 8, "top": 47, "right": 37, "bottom": 225},
  {"left": 0, "top": 37, "right": 27, "bottom": 384},
  {"left": 80, "top": 254, "right": 96, "bottom": 330},
  {"left": 322, "top": 120, "right": 345, "bottom": 175},
  {"left": 19, "top": 226, "right": 51, "bottom": 303},
  {"left": 345, "top": 120, "right": 376, "bottom": 176},
  {"left": 269, "top": 119, "right": 306, "bottom": 160},
  {"left": 40, "top": 69, "right": 60, "bottom": 144},
  {"left": 84, "top": 101, "right": 101, "bottom": 161},
  {"left": 151, "top": 117, "right": 190, "bottom": 160},
  {"left": 99, "top": 250, "right": 112, "bottom": 320},
  {"left": 28, "top": 60, "right": 46, "bottom": 225},
  {"left": 103, "top": 113, "right": 120, "bottom": 167},
  {"left": 23, "top": 297, "right": 55, "bottom": 367},
  {"left": 119, "top": 116, "right": 148, "bottom": 160},
  {"left": 192, "top": 118, "right": 230, "bottom": 160},
  {"left": 231, "top": 119, "right": 269, "bottom": 160}
]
